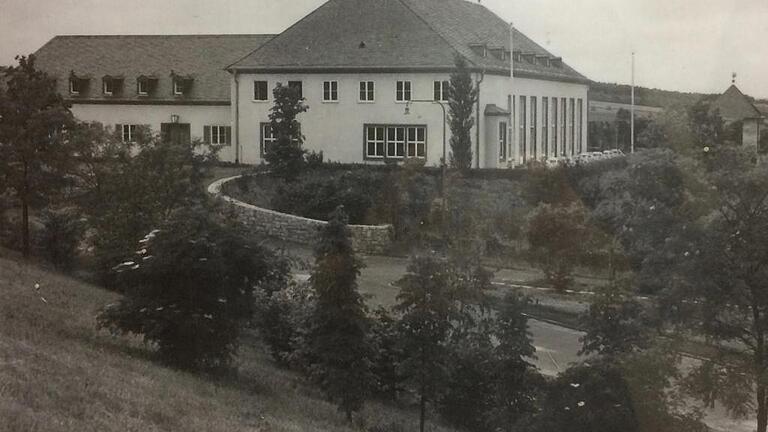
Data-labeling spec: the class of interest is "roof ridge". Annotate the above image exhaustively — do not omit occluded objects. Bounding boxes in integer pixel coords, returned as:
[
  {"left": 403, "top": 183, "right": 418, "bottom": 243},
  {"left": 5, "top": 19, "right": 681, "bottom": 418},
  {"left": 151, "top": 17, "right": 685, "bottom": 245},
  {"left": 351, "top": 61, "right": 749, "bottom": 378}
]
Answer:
[
  {"left": 396, "top": 0, "right": 477, "bottom": 69},
  {"left": 226, "top": 0, "right": 337, "bottom": 70},
  {"left": 51, "top": 34, "right": 276, "bottom": 39}
]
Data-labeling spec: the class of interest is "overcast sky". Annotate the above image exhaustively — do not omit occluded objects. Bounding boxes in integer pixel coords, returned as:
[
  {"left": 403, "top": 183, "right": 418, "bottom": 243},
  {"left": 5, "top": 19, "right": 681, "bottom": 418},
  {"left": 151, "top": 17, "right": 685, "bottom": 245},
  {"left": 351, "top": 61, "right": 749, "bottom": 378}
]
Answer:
[{"left": 1, "top": 0, "right": 766, "bottom": 99}]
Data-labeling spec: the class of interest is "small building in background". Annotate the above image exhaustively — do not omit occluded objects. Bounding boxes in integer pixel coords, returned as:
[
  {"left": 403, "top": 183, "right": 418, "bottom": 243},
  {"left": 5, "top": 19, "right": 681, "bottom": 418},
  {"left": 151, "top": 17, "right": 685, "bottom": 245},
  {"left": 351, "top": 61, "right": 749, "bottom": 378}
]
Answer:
[{"left": 711, "top": 84, "right": 765, "bottom": 151}]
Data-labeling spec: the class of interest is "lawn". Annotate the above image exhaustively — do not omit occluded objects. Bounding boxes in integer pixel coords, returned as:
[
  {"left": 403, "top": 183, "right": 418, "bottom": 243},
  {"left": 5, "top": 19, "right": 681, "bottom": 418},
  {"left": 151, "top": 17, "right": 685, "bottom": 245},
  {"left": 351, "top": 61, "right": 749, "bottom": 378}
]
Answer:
[{"left": 0, "top": 249, "right": 457, "bottom": 432}]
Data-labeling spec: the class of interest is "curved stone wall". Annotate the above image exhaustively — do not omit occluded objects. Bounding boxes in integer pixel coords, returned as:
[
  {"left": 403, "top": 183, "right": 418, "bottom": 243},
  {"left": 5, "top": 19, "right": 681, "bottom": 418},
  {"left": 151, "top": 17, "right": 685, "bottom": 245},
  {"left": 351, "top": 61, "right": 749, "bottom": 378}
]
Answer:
[{"left": 208, "top": 175, "right": 394, "bottom": 255}]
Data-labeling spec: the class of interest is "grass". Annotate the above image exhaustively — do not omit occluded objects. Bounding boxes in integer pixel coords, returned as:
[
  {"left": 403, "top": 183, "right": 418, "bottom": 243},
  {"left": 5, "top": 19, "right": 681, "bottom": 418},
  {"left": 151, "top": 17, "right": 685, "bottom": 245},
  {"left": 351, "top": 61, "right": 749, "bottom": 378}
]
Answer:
[{"left": 0, "top": 249, "right": 458, "bottom": 432}]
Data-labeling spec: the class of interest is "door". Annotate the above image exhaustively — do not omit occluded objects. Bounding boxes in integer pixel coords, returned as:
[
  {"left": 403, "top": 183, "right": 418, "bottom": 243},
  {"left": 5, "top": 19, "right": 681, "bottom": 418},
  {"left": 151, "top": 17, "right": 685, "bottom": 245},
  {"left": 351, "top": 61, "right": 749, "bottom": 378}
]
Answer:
[{"left": 160, "top": 123, "right": 191, "bottom": 146}]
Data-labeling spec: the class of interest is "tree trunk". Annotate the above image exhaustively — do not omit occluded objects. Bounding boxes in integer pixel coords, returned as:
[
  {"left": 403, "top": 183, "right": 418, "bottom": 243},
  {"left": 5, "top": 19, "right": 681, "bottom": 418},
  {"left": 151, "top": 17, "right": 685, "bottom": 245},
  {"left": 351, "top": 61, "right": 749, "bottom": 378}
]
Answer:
[
  {"left": 21, "top": 160, "right": 30, "bottom": 258},
  {"left": 757, "top": 383, "right": 766, "bottom": 432},
  {"left": 419, "top": 391, "right": 426, "bottom": 432}
]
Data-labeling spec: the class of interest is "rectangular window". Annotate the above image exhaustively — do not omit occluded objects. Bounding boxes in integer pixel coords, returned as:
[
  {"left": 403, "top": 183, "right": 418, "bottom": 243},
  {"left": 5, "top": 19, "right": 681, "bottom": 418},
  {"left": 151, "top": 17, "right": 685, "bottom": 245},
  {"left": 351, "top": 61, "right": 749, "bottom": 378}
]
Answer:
[
  {"left": 570, "top": 98, "right": 576, "bottom": 155},
  {"left": 69, "top": 79, "right": 81, "bottom": 95},
  {"left": 365, "top": 124, "right": 426, "bottom": 160},
  {"left": 577, "top": 99, "right": 584, "bottom": 154},
  {"left": 561, "top": 98, "right": 567, "bottom": 155},
  {"left": 396, "top": 81, "right": 412, "bottom": 102},
  {"left": 366, "top": 126, "right": 386, "bottom": 158},
  {"left": 542, "top": 97, "right": 549, "bottom": 158},
  {"left": 359, "top": 81, "right": 375, "bottom": 102},
  {"left": 530, "top": 97, "right": 538, "bottom": 160},
  {"left": 433, "top": 80, "right": 449, "bottom": 101},
  {"left": 121, "top": 124, "right": 137, "bottom": 143},
  {"left": 174, "top": 80, "right": 184, "bottom": 95},
  {"left": 260, "top": 123, "right": 276, "bottom": 156},
  {"left": 205, "top": 125, "right": 231, "bottom": 146},
  {"left": 288, "top": 81, "right": 303, "bottom": 99},
  {"left": 103, "top": 79, "right": 115, "bottom": 96},
  {"left": 323, "top": 81, "right": 338, "bottom": 102},
  {"left": 553, "top": 98, "right": 559, "bottom": 155},
  {"left": 137, "top": 79, "right": 149, "bottom": 96},
  {"left": 254, "top": 81, "right": 268, "bottom": 101},
  {"left": 498, "top": 121, "right": 508, "bottom": 161},
  {"left": 519, "top": 96, "right": 527, "bottom": 163}
]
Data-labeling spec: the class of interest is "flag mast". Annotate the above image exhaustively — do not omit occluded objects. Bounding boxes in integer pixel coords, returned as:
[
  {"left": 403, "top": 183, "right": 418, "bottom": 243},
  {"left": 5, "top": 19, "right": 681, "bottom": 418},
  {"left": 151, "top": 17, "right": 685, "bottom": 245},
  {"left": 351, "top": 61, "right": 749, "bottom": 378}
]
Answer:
[{"left": 631, "top": 51, "right": 635, "bottom": 153}]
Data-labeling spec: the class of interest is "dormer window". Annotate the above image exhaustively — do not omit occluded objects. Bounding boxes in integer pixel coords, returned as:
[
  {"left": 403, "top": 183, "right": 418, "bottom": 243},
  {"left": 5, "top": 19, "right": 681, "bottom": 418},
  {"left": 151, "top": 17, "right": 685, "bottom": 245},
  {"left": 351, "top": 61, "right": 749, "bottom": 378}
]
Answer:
[
  {"left": 522, "top": 53, "right": 536, "bottom": 64},
  {"left": 136, "top": 75, "right": 158, "bottom": 96},
  {"left": 170, "top": 72, "right": 193, "bottom": 96},
  {"left": 536, "top": 55, "right": 550, "bottom": 67},
  {"left": 550, "top": 57, "right": 563, "bottom": 68},
  {"left": 69, "top": 79, "right": 81, "bottom": 95},
  {"left": 103, "top": 79, "right": 115, "bottom": 95},
  {"left": 469, "top": 43, "right": 487, "bottom": 57},
  {"left": 489, "top": 48, "right": 504, "bottom": 60},
  {"left": 101, "top": 75, "right": 124, "bottom": 96},
  {"left": 68, "top": 72, "right": 90, "bottom": 96},
  {"left": 513, "top": 51, "right": 522, "bottom": 62}
]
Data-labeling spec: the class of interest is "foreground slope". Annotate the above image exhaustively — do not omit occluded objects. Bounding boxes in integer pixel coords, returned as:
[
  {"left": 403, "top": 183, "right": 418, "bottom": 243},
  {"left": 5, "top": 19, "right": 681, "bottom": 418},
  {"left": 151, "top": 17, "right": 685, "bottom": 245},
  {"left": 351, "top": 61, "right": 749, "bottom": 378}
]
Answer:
[{"left": 0, "top": 251, "right": 453, "bottom": 432}]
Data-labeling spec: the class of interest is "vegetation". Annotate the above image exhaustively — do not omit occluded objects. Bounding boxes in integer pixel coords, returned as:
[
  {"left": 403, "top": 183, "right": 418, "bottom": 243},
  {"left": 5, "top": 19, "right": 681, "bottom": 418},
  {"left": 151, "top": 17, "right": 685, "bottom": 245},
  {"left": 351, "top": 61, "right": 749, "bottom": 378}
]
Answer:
[
  {"left": 302, "top": 207, "right": 372, "bottom": 419},
  {"left": 265, "top": 82, "right": 309, "bottom": 180},
  {"left": 0, "top": 55, "right": 79, "bottom": 257},
  {"left": 447, "top": 55, "right": 478, "bottom": 170},
  {"left": 97, "top": 207, "right": 291, "bottom": 371}
]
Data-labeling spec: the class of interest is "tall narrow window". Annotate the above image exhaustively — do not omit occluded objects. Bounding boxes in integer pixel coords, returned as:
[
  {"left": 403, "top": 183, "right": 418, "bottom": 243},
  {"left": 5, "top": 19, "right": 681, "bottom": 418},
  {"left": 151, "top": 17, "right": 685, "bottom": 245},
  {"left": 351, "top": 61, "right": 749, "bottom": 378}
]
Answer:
[
  {"left": 387, "top": 126, "right": 406, "bottom": 157},
  {"left": 542, "top": 97, "right": 549, "bottom": 158},
  {"left": 396, "top": 81, "right": 412, "bottom": 102},
  {"left": 407, "top": 127, "right": 426, "bottom": 158},
  {"left": 138, "top": 79, "right": 149, "bottom": 96},
  {"left": 253, "top": 81, "right": 268, "bottom": 101},
  {"left": 103, "top": 79, "right": 115, "bottom": 96},
  {"left": 569, "top": 98, "right": 575, "bottom": 155},
  {"left": 359, "top": 81, "right": 375, "bottom": 102},
  {"left": 499, "top": 121, "right": 508, "bottom": 161},
  {"left": 288, "top": 81, "right": 303, "bottom": 99},
  {"left": 261, "top": 123, "right": 276, "bottom": 156},
  {"left": 174, "top": 80, "right": 185, "bottom": 96},
  {"left": 561, "top": 98, "right": 567, "bottom": 155},
  {"left": 530, "top": 97, "right": 538, "bottom": 160},
  {"left": 323, "top": 81, "right": 338, "bottom": 102},
  {"left": 577, "top": 99, "right": 584, "bottom": 154},
  {"left": 433, "top": 80, "right": 449, "bottom": 101},
  {"left": 120, "top": 124, "right": 137, "bottom": 143},
  {"left": 69, "top": 79, "right": 81, "bottom": 95},
  {"left": 519, "top": 96, "right": 527, "bottom": 163},
  {"left": 552, "top": 98, "right": 559, "bottom": 156}
]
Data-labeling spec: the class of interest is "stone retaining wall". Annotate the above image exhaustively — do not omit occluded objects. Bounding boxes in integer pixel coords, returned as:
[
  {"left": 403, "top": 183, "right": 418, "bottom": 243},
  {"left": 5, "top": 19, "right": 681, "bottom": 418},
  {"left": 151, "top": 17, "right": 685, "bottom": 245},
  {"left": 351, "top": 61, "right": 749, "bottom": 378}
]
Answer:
[{"left": 208, "top": 175, "right": 394, "bottom": 255}]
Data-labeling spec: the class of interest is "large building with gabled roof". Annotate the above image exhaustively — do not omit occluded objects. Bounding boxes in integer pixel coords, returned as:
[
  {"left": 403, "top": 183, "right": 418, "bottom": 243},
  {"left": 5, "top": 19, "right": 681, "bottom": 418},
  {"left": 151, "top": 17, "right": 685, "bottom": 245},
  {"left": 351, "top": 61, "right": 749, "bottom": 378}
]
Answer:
[
  {"left": 33, "top": 0, "right": 591, "bottom": 167},
  {"left": 711, "top": 84, "right": 765, "bottom": 151}
]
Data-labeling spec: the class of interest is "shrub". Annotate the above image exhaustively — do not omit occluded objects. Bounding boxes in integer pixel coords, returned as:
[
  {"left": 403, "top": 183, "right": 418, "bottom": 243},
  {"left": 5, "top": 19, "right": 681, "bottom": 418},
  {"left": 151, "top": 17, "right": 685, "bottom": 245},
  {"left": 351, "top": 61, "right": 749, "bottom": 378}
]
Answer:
[
  {"left": 255, "top": 279, "right": 314, "bottom": 365},
  {"left": 98, "top": 207, "right": 290, "bottom": 371},
  {"left": 368, "top": 307, "right": 406, "bottom": 400},
  {"left": 34, "top": 209, "right": 83, "bottom": 271}
]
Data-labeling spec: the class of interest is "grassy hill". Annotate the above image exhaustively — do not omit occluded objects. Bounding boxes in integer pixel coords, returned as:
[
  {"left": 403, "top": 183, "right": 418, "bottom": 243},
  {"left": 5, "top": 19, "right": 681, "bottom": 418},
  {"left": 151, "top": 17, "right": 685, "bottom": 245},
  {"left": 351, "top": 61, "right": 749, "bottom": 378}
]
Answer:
[
  {"left": 0, "top": 250, "right": 456, "bottom": 432},
  {"left": 589, "top": 81, "right": 711, "bottom": 108}
]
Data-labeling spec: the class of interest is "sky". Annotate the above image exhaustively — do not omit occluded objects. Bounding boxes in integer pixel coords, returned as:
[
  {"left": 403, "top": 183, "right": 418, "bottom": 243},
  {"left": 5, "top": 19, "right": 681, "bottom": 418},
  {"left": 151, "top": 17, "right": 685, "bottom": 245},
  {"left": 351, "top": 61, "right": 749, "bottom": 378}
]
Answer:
[{"left": 1, "top": 0, "right": 767, "bottom": 99}]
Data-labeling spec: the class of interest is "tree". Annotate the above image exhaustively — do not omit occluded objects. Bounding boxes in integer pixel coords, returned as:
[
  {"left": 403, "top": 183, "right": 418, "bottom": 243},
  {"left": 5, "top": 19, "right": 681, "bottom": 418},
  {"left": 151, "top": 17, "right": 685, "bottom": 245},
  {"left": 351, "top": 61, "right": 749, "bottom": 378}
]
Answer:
[
  {"left": 0, "top": 55, "right": 79, "bottom": 257},
  {"left": 447, "top": 55, "right": 478, "bottom": 171},
  {"left": 670, "top": 147, "right": 768, "bottom": 432},
  {"left": 580, "top": 283, "right": 650, "bottom": 358},
  {"left": 688, "top": 100, "right": 725, "bottom": 151},
  {"left": 527, "top": 202, "right": 602, "bottom": 291},
  {"left": 81, "top": 126, "right": 214, "bottom": 285},
  {"left": 486, "top": 293, "right": 540, "bottom": 431},
  {"left": 98, "top": 206, "right": 290, "bottom": 370},
  {"left": 394, "top": 255, "right": 456, "bottom": 432},
  {"left": 303, "top": 207, "right": 372, "bottom": 420},
  {"left": 265, "top": 83, "right": 308, "bottom": 180}
]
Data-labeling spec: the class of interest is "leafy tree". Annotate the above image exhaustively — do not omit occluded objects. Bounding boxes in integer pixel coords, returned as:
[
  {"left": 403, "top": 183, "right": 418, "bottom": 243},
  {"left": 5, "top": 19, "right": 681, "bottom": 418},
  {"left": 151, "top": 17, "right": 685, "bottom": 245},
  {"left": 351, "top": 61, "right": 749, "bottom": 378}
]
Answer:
[
  {"left": 447, "top": 55, "right": 478, "bottom": 171},
  {"left": 486, "top": 293, "right": 540, "bottom": 431},
  {"left": 688, "top": 101, "right": 725, "bottom": 151},
  {"left": 394, "top": 255, "right": 456, "bottom": 432},
  {"left": 580, "top": 283, "right": 650, "bottom": 358},
  {"left": 303, "top": 207, "right": 372, "bottom": 420},
  {"left": 670, "top": 147, "right": 768, "bottom": 432},
  {"left": 0, "top": 55, "right": 79, "bottom": 256},
  {"left": 34, "top": 209, "right": 84, "bottom": 271},
  {"left": 98, "top": 206, "right": 290, "bottom": 371},
  {"left": 81, "top": 126, "right": 213, "bottom": 285},
  {"left": 368, "top": 307, "right": 406, "bottom": 401},
  {"left": 527, "top": 202, "right": 602, "bottom": 291},
  {"left": 266, "top": 83, "right": 308, "bottom": 180}
]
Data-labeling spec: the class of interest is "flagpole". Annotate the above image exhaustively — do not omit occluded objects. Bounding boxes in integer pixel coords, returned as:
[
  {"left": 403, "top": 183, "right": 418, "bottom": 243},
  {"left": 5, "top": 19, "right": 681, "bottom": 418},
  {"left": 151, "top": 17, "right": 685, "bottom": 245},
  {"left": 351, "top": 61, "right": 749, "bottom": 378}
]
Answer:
[{"left": 631, "top": 51, "right": 635, "bottom": 154}]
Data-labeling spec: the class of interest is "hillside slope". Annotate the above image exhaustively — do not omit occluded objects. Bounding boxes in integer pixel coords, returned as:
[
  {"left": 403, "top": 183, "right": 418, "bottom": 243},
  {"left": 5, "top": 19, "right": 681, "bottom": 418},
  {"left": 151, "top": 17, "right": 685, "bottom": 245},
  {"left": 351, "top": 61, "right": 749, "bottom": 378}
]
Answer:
[{"left": 0, "top": 251, "right": 454, "bottom": 432}]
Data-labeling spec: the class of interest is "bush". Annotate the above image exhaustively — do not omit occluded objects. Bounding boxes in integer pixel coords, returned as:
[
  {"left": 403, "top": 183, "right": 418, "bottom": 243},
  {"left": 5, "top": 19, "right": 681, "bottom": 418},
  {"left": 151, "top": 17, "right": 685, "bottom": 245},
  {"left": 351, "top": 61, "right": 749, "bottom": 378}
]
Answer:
[
  {"left": 255, "top": 279, "right": 314, "bottom": 365},
  {"left": 98, "top": 207, "right": 290, "bottom": 371},
  {"left": 34, "top": 209, "right": 83, "bottom": 271}
]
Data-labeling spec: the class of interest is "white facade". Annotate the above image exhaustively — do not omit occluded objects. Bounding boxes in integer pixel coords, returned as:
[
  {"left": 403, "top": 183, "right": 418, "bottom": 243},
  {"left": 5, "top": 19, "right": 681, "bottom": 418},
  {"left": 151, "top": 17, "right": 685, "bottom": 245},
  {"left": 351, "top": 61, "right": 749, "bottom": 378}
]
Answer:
[
  {"left": 71, "top": 104, "right": 238, "bottom": 161},
  {"left": 232, "top": 72, "right": 588, "bottom": 168}
]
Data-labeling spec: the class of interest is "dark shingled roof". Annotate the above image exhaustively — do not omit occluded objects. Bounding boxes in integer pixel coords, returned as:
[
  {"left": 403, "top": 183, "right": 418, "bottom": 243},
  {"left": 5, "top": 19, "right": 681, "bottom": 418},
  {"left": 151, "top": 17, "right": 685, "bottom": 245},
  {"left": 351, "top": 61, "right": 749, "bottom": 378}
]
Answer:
[
  {"left": 712, "top": 85, "right": 763, "bottom": 120},
  {"left": 34, "top": 34, "right": 274, "bottom": 103},
  {"left": 229, "top": 0, "right": 588, "bottom": 84}
]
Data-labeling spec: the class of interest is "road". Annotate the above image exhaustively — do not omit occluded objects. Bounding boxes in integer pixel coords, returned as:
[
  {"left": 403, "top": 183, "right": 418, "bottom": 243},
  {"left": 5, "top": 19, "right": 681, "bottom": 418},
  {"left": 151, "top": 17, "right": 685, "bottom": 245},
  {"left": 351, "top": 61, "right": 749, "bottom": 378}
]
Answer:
[{"left": 287, "top": 248, "right": 752, "bottom": 432}]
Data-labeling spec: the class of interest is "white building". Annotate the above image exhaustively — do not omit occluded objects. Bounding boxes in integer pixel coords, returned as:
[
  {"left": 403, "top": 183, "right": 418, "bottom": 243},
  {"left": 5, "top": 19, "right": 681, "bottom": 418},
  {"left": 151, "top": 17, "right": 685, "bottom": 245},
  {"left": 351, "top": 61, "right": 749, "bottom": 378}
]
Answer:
[{"left": 34, "top": 0, "right": 590, "bottom": 168}]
